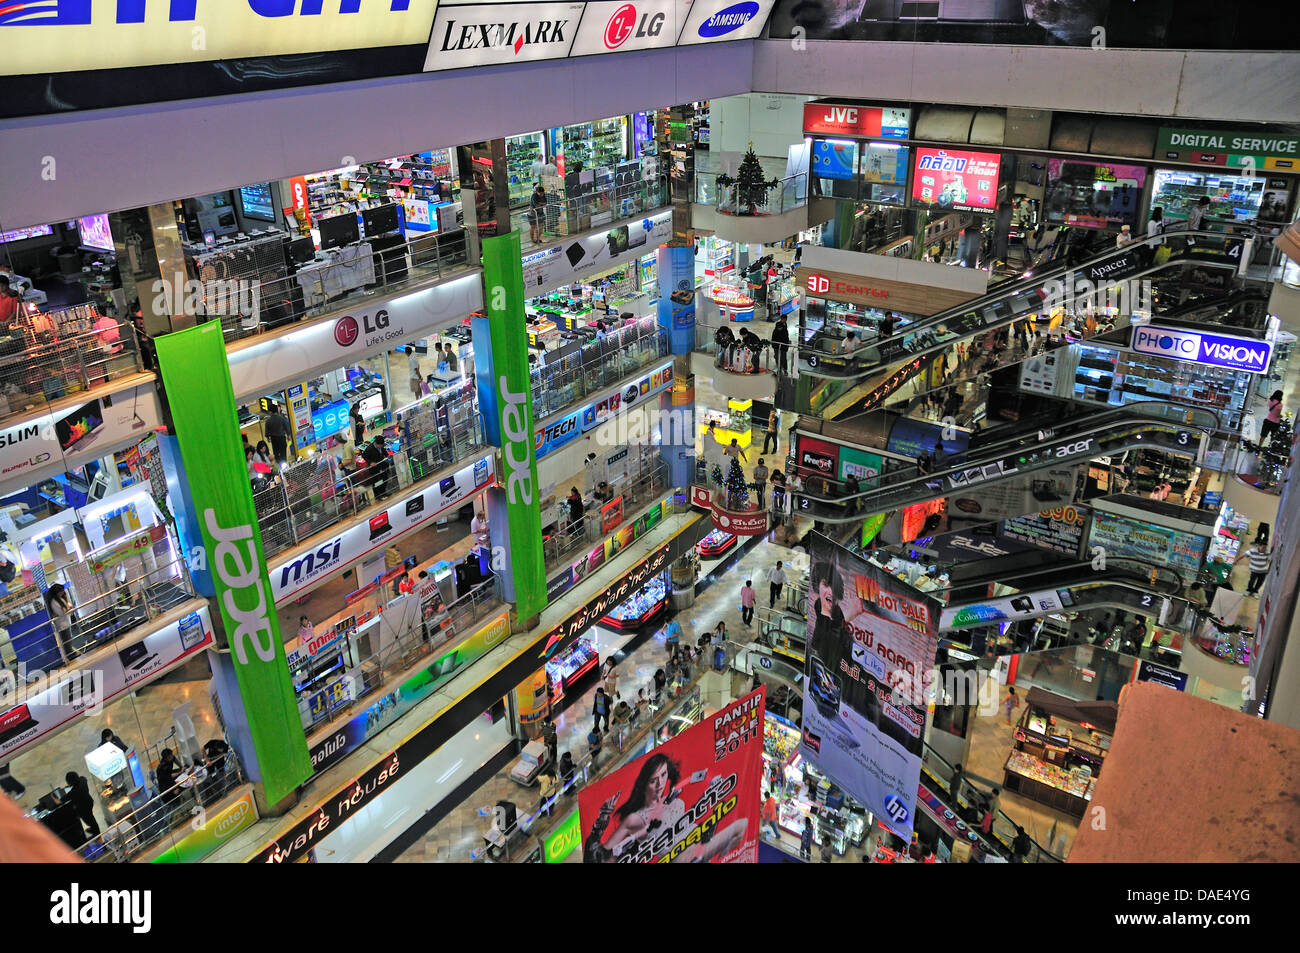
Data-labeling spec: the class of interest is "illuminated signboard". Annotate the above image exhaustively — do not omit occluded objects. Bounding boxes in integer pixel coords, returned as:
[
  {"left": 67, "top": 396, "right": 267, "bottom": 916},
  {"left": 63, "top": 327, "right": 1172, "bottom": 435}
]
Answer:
[
  {"left": 0, "top": 0, "right": 441, "bottom": 77},
  {"left": 569, "top": 0, "right": 693, "bottom": 57},
  {"left": 911, "top": 148, "right": 1001, "bottom": 213}
]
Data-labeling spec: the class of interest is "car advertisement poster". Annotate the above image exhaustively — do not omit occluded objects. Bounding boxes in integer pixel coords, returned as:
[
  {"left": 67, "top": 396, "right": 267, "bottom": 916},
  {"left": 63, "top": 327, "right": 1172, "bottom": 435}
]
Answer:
[
  {"left": 800, "top": 534, "right": 940, "bottom": 840},
  {"left": 579, "top": 686, "right": 765, "bottom": 863}
]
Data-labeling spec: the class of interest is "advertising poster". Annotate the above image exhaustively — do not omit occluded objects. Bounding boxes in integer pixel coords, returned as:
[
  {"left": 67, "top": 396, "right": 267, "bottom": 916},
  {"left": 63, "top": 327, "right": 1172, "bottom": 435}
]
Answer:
[
  {"left": 948, "top": 467, "right": 1077, "bottom": 523},
  {"left": 152, "top": 790, "right": 259, "bottom": 864},
  {"left": 940, "top": 589, "right": 1066, "bottom": 631},
  {"left": 796, "top": 435, "right": 840, "bottom": 480},
  {"left": 838, "top": 445, "right": 883, "bottom": 485},
  {"left": 800, "top": 534, "right": 940, "bottom": 839},
  {"left": 769, "top": 1, "right": 1115, "bottom": 46},
  {"left": 579, "top": 686, "right": 765, "bottom": 863},
  {"left": 522, "top": 212, "right": 671, "bottom": 293},
  {"left": 915, "top": 528, "right": 1038, "bottom": 564},
  {"left": 480, "top": 232, "right": 547, "bottom": 619},
  {"left": 1043, "top": 159, "right": 1146, "bottom": 229},
  {"left": 1001, "top": 505, "right": 1088, "bottom": 556},
  {"left": 911, "top": 148, "right": 1001, "bottom": 213},
  {"left": 155, "top": 324, "right": 312, "bottom": 805},
  {"left": 1089, "top": 513, "right": 1207, "bottom": 576}
]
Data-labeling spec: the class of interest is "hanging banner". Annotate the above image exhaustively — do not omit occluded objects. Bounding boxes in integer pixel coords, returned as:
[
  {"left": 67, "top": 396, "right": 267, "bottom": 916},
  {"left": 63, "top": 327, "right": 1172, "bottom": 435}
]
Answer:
[
  {"left": 478, "top": 231, "right": 547, "bottom": 620},
  {"left": 579, "top": 686, "right": 765, "bottom": 863},
  {"left": 800, "top": 533, "right": 940, "bottom": 841},
  {"left": 709, "top": 503, "right": 767, "bottom": 536},
  {"left": 154, "top": 323, "right": 313, "bottom": 805}
]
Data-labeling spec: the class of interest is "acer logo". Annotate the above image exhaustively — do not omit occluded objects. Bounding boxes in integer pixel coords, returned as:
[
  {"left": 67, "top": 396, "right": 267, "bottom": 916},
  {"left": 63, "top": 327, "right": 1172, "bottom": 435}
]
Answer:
[
  {"left": 440, "top": 17, "right": 571, "bottom": 54},
  {"left": 823, "top": 107, "right": 858, "bottom": 124},
  {"left": 501, "top": 377, "right": 534, "bottom": 506},
  {"left": 205, "top": 509, "right": 276, "bottom": 667}
]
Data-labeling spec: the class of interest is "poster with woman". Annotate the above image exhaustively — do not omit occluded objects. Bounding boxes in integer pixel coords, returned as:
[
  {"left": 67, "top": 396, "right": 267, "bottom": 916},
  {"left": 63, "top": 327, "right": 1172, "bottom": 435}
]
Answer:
[{"left": 578, "top": 687, "right": 765, "bottom": 863}]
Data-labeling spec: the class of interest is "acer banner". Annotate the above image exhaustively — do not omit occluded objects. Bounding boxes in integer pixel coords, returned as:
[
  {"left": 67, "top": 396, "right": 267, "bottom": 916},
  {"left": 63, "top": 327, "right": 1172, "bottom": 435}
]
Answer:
[
  {"left": 154, "top": 323, "right": 312, "bottom": 805},
  {"left": 477, "top": 232, "right": 547, "bottom": 619},
  {"left": 800, "top": 533, "right": 940, "bottom": 841},
  {"left": 579, "top": 686, "right": 765, "bottom": 862}
]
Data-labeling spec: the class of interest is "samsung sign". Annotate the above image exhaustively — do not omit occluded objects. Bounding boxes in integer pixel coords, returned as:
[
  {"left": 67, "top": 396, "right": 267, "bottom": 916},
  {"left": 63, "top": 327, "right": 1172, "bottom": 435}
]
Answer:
[{"left": 1132, "top": 326, "right": 1272, "bottom": 375}]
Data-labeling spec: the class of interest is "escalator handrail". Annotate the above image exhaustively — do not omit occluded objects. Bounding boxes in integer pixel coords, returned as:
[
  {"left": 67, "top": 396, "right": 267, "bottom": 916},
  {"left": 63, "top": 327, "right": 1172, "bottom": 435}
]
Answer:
[
  {"left": 911, "top": 556, "right": 1186, "bottom": 596},
  {"left": 940, "top": 582, "right": 1200, "bottom": 632}
]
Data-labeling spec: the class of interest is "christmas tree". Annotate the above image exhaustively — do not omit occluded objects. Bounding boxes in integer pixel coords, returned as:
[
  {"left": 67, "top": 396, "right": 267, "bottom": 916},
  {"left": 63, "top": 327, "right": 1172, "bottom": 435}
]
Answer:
[
  {"left": 717, "top": 144, "right": 780, "bottom": 216},
  {"left": 725, "top": 458, "right": 750, "bottom": 510}
]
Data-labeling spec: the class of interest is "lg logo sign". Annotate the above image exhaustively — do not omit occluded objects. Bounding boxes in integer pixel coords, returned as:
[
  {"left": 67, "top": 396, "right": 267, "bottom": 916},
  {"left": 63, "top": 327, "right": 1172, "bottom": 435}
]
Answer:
[
  {"left": 807, "top": 274, "right": 830, "bottom": 294},
  {"left": 334, "top": 316, "right": 360, "bottom": 347},
  {"left": 603, "top": 3, "right": 664, "bottom": 49}
]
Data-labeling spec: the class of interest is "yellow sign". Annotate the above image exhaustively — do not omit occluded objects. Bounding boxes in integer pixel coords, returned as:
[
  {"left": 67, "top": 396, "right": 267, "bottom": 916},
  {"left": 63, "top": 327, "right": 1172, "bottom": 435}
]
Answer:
[{"left": 0, "top": 0, "right": 440, "bottom": 76}]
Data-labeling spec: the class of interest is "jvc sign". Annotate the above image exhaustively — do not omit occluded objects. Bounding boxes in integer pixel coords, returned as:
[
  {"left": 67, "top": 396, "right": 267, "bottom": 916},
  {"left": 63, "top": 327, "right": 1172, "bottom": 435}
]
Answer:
[{"left": 1132, "top": 326, "right": 1272, "bottom": 375}]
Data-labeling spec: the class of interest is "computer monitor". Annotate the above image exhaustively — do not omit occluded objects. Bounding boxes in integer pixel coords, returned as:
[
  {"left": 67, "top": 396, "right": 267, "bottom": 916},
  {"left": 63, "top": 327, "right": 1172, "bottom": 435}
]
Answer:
[
  {"left": 285, "top": 236, "right": 316, "bottom": 264},
  {"left": 318, "top": 213, "right": 360, "bottom": 250},
  {"left": 362, "top": 204, "right": 400, "bottom": 237}
]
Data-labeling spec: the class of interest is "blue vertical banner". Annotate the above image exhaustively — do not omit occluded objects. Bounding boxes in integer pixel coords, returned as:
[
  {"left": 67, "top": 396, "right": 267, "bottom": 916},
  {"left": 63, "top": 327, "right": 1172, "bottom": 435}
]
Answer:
[
  {"left": 157, "top": 434, "right": 214, "bottom": 598},
  {"left": 656, "top": 243, "right": 696, "bottom": 354},
  {"left": 472, "top": 313, "right": 502, "bottom": 446}
]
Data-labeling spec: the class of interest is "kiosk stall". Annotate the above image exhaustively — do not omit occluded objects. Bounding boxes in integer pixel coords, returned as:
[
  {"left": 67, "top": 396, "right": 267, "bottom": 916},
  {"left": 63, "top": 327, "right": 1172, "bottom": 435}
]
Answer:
[{"left": 1003, "top": 688, "right": 1114, "bottom": 819}]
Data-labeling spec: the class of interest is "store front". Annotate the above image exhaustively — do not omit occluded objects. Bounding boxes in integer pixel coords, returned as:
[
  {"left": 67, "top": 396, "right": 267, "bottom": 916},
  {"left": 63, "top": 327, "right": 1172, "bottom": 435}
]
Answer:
[
  {"left": 1003, "top": 688, "right": 1114, "bottom": 820},
  {"left": 764, "top": 713, "right": 869, "bottom": 857},
  {"left": 525, "top": 264, "right": 659, "bottom": 354}
]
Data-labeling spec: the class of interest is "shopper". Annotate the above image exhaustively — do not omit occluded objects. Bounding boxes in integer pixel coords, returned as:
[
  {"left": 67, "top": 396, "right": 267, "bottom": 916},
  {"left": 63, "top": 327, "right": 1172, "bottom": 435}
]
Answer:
[
  {"left": 800, "top": 817, "right": 814, "bottom": 861},
  {"left": 1187, "top": 195, "right": 1211, "bottom": 233},
  {"left": 1147, "top": 206, "right": 1165, "bottom": 243},
  {"left": 1012, "top": 825, "right": 1032, "bottom": 862},
  {"left": 770, "top": 320, "right": 791, "bottom": 375},
  {"left": 752, "top": 458, "right": 769, "bottom": 506},
  {"left": 632, "top": 688, "right": 648, "bottom": 724},
  {"left": 537, "top": 766, "right": 557, "bottom": 817},
  {"left": 820, "top": 839, "right": 834, "bottom": 864},
  {"left": 713, "top": 620, "right": 727, "bottom": 649},
  {"left": 724, "top": 437, "right": 748, "bottom": 465},
  {"left": 263, "top": 401, "right": 292, "bottom": 465},
  {"left": 443, "top": 343, "right": 458, "bottom": 375},
  {"left": 762, "top": 792, "right": 781, "bottom": 840},
  {"left": 592, "top": 687, "right": 611, "bottom": 732},
  {"left": 1001, "top": 685, "right": 1020, "bottom": 725},
  {"left": 770, "top": 468, "right": 787, "bottom": 519},
  {"left": 767, "top": 560, "right": 787, "bottom": 609},
  {"left": 603, "top": 661, "right": 620, "bottom": 700},
  {"left": 540, "top": 716, "right": 558, "bottom": 767},
  {"left": 529, "top": 183, "right": 547, "bottom": 243},
  {"left": 663, "top": 615, "right": 682, "bottom": 654},
  {"left": 64, "top": 771, "right": 99, "bottom": 841},
  {"left": 45, "top": 583, "right": 76, "bottom": 662},
  {"left": 253, "top": 441, "right": 274, "bottom": 468},
  {"left": 297, "top": 616, "right": 313, "bottom": 643},
  {"left": 1260, "top": 390, "right": 1285, "bottom": 446},
  {"left": 0, "top": 275, "right": 22, "bottom": 333},
  {"left": 652, "top": 667, "right": 666, "bottom": 701},
  {"left": 156, "top": 748, "right": 181, "bottom": 804},
  {"left": 740, "top": 580, "right": 756, "bottom": 627},
  {"left": 1237, "top": 542, "right": 1273, "bottom": 596},
  {"left": 949, "top": 763, "right": 965, "bottom": 805},
  {"left": 558, "top": 751, "right": 576, "bottom": 792},
  {"left": 762, "top": 408, "right": 780, "bottom": 455},
  {"left": 567, "top": 487, "right": 585, "bottom": 537},
  {"left": 587, "top": 726, "right": 603, "bottom": 763}
]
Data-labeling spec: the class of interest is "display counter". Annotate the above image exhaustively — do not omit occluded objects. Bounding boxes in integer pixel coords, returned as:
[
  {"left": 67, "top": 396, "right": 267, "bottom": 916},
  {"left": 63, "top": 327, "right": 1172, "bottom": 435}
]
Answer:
[
  {"left": 598, "top": 575, "right": 668, "bottom": 630},
  {"left": 1002, "top": 749, "right": 1095, "bottom": 818},
  {"left": 765, "top": 716, "right": 866, "bottom": 856},
  {"left": 712, "top": 284, "right": 754, "bottom": 322},
  {"left": 696, "top": 529, "right": 737, "bottom": 559},
  {"left": 545, "top": 636, "right": 600, "bottom": 705}
]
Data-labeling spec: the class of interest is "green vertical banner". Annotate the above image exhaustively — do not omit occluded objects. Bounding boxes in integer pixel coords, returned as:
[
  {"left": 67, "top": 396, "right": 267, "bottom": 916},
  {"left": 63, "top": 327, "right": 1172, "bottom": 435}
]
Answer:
[
  {"left": 480, "top": 232, "right": 546, "bottom": 619},
  {"left": 154, "top": 323, "right": 312, "bottom": 805}
]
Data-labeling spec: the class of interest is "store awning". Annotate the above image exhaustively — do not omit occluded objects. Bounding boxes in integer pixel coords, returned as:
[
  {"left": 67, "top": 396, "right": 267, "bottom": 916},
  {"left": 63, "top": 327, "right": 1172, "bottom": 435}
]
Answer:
[{"left": 1024, "top": 687, "right": 1118, "bottom": 735}]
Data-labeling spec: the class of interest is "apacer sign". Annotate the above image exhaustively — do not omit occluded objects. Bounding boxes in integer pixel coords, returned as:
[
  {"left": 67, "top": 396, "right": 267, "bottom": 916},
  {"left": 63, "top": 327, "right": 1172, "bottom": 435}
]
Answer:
[
  {"left": 805, "top": 272, "right": 890, "bottom": 301},
  {"left": 802, "top": 102, "right": 910, "bottom": 140}
]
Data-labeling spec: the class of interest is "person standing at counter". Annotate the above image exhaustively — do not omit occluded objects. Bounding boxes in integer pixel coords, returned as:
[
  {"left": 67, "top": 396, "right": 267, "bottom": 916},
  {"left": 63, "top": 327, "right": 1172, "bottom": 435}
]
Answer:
[
  {"left": 529, "top": 184, "right": 547, "bottom": 244},
  {"left": 443, "top": 342, "right": 458, "bottom": 376},
  {"left": 156, "top": 748, "right": 181, "bottom": 804},
  {"left": 567, "top": 488, "right": 585, "bottom": 537},
  {"left": 64, "top": 771, "right": 99, "bottom": 840},
  {"left": 350, "top": 401, "right": 365, "bottom": 446},
  {"left": 263, "top": 402, "right": 292, "bottom": 465}
]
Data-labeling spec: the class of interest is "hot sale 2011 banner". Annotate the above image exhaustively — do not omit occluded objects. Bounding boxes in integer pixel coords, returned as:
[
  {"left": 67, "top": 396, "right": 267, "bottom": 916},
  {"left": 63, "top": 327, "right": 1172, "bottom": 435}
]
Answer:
[{"left": 579, "top": 686, "right": 765, "bottom": 863}]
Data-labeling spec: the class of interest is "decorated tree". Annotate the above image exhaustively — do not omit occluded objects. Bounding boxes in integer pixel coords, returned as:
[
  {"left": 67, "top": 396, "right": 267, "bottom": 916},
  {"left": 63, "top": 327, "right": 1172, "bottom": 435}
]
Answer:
[
  {"left": 724, "top": 457, "right": 750, "bottom": 510},
  {"left": 717, "top": 144, "right": 780, "bottom": 216}
]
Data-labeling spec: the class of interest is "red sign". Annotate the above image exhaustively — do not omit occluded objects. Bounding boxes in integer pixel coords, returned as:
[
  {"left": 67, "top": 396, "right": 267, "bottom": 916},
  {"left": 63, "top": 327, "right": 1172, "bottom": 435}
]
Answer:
[
  {"left": 288, "top": 175, "right": 311, "bottom": 225},
  {"left": 710, "top": 503, "right": 768, "bottom": 536},
  {"left": 796, "top": 435, "right": 840, "bottom": 479},
  {"left": 804, "top": 272, "right": 890, "bottom": 300},
  {"left": 600, "top": 496, "right": 624, "bottom": 534},
  {"left": 604, "top": 3, "right": 636, "bottom": 48},
  {"left": 911, "top": 148, "right": 1001, "bottom": 212},
  {"left": 579, "top": 687, "right": 765, "bottom": 863},
  {"left": 690, "top": 485, "right": 713, "bottom": 510},
  {"left": 803, "top": 103, "right": 909, "bottom": 139}
]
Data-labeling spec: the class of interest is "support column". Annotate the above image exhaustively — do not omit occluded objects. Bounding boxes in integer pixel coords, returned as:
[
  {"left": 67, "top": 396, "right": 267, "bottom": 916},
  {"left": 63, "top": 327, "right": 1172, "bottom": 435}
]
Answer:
[
  {"left": 109, "top": 201, "right": 191, "bottom": 336},
  {"left": 656, "top": 242, "right": 697, "bottom": 487}
]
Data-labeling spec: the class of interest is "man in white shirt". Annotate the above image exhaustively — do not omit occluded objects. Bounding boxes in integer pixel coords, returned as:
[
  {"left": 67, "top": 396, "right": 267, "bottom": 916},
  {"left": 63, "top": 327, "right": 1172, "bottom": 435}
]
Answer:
[{"left": 767, "top": 561, "right": 787, "bottom": 609}]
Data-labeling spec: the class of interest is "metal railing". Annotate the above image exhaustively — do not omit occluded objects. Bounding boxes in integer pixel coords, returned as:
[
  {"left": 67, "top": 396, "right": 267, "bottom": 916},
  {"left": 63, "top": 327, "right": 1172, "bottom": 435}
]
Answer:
[
  {"left": 252, "top": 384, "right": 485, "bottom": 560},
  {"left": 7, "top": 550, "right": 195, "bottom": 675},
  {"left": 696, "top": 172, "right": 809, "bottom": 217},
  {"left": 543, "top": 461, "right": 672, "bottom": 571},
  {"left": 197, "top": 228, "right": 469, "bottom": 345},
  {"left": 0, "top": 305, "right": 143, "bottom": 423},
  {"left": 530, "top": 320, "right": 668, "bottom": 421},
  {"left": 519, "top": 176, "right": 670, "bottom": 251},
  {"left": 79, "top": 745, "right": 248, "bottom": 863}
]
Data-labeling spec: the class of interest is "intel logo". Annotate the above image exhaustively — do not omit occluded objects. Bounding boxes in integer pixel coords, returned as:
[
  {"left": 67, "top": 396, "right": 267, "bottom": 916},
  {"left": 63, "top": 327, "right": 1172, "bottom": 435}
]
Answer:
[{"left": 698, "top": 1, "right": 758, "bottom": 37}]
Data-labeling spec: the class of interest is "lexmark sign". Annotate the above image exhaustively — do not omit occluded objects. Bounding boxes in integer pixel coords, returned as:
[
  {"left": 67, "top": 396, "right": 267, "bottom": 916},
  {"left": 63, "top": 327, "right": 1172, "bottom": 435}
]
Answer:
[
  {"left": 424, "top": 2, "right": 584, "bottom": 69},
  {"left": 0, "top": 0, "right": 439, "bottom": 76},
  {"left": 1132, "top": 326, "right": 1272, "bottom": 375}
]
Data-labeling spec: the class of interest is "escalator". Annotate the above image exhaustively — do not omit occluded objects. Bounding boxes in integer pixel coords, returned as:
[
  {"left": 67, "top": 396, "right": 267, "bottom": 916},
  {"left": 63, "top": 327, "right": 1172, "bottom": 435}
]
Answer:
[
  {"left": 792, "top": 230, "right": 1249, "bottom": 418},
  {"left": 792, "top": 403, "right": 1213, "bottom": 524}
]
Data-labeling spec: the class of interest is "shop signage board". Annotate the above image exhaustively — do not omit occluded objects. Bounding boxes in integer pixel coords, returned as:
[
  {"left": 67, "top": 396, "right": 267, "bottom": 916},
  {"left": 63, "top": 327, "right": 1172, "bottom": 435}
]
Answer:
[
  {"left": 269, "top": 452, "right": 494, "bottom": 605},
  {"left": 0, "top": 608, "right": 213, "bottom": 763},
  {"left": 802, "top": 103, "right": 910, "bottom": 140},
  {"left": 0, "top": 383, "right": 162, "bottom": 493},
  {"left": 0, "top": 0, "right": 441, "bottom": 76},
  {"left": 226, "top": 273, "right": 482, "bottom": 401},
  {"left": 677, "top": 0, "right": 772, "bottom": 44},
  {"left": 796, "top": 435, "right": 840, "bottom": 479},
  {"left": 690, "top": 485, "right": 712, "bottom": 509},
  {"left": 578, "top": 686, "right": 765, "bottom": 862},
  {"left": 948, "top": 467, "right": 1077, "bottom": 523},
  {"left": 1001, "top": 505, "right": 1088, "bottom": 556},
  {"left": 1043, "top": 159, "right": 1147, "bottom": 230},
  {"left": 600, "top": 496, "right": 624, "bottom": 533},
  {"left": 287, "top": 382, "right": 315, "bottom": 451},
  {"left": 521, "top": 212, "right": 672, "bottom": 296},
  {"left": 1135, "top": 659, "right": 1189, "bottom": 692},
  {"left": 306, "top": 610, "right": 511, "bottom": 776},
  {"left": 424, "top": 2, "right": 586, "bottom": 70},
  {"left": 569, "top": 0, "right": 694, "bottom": 57},
  {"left": 1131, "top": 325, "right": 1272, "bottom": 375},
  {"left": 479, "top": 232, "right": 546, "bottom": 620},
  {"left": 86, "top": 523, "right": 167, "bottom": 575},
  {"left": 152, "top": 789, "right": 260, "bottom": 864},
  {"left": 800, "top": 267, "right": 978, "bottom": 316},
  {"left": 539, "top": 543, "right": 671, "bottom": 654},
  {"left": 534, "top": 360, "right": 674, "bottom": 459},
  {"left": 940, "top": 589, "right": 1067, "bottom": 631},
  {"left": 800, "top": 534, "right": 940, "bottom": 841},
  {"left": 709, "top": 502, "right": 767, "bottom": 535},
  {"left": 911, "top": 148, "right": 1001, "bottom": 213},
  {"left": 1088, "top": 512, "right": 1207, "bottom": 576},
  {"left": 1156, "top": 128, "right": 1300, "bottom": 172},
  {"left": 155, "top": 321, "right": 312, "bottom": 806}
]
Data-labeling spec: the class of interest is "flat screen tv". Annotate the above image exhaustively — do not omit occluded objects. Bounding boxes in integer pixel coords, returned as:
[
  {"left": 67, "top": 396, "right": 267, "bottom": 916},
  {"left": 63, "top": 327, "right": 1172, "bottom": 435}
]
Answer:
[
  {"left": 77, "top": 214, "right": 114, "bottom": 252},
  {"left": 362, "top": 204, "right": 400, "bottom": 237},
  {"left": 56, "top": 399, "right": 104, "bottom": 452},
  {"left": 238, "top": 183, "right": 276, "bottom": 222},
  {"left": 318, "top": 213, "right": 360, "bottom": 250}
]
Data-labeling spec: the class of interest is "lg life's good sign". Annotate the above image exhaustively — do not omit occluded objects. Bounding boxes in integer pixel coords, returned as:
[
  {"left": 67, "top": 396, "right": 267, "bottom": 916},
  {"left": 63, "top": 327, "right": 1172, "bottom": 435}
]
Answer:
[
  {"left": 425, "top": 2, "right": 585, "bottom": 69},
  {"left": 1132, "top": 326, "right": 1272, "bottom": 375},
  {"left": 0, "top": 0, "right": 440, "bottom": 76},
  {"left": 802, "top": 103, "right": 910, "bottom": 140},
  {"left": 570, "top": 0, "right": 692, "bottom": 57}
]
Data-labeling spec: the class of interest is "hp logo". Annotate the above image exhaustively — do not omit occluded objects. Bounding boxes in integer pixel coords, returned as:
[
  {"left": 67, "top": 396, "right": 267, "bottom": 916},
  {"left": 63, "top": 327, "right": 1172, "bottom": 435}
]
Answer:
[{"left": 883, "top": 794, "right": 910, "bottom": 825}]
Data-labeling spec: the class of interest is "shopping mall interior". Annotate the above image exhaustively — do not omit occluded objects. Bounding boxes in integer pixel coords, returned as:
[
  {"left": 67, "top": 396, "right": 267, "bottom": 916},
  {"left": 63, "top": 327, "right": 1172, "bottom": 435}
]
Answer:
[{"left": 0, "top": 0, "right": 1297, "bottom": 872}]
